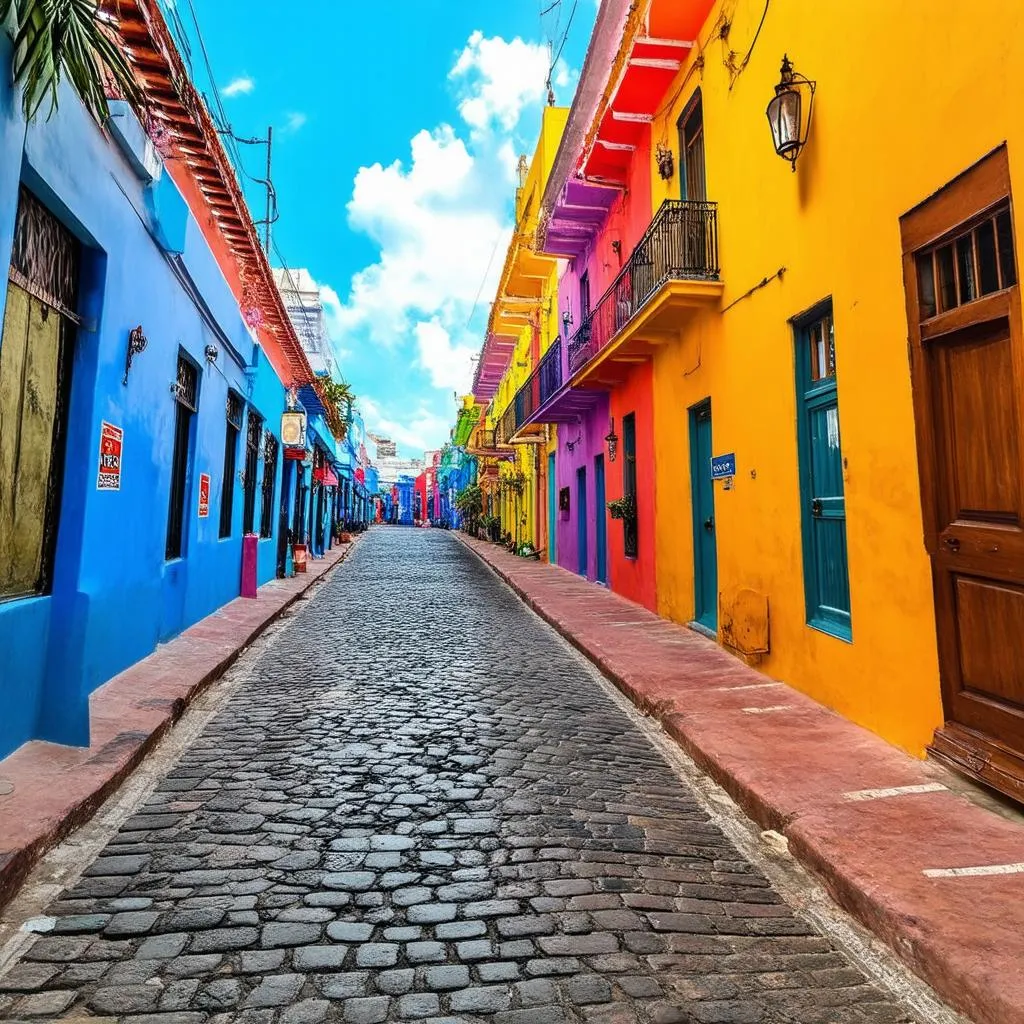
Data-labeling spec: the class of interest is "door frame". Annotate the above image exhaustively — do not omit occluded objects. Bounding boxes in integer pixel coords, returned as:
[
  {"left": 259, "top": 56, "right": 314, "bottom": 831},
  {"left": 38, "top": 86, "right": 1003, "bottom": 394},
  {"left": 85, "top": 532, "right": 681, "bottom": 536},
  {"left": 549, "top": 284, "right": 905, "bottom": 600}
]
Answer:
[
  {"left": 900, "top": 143, "right": 1024, "bottom": 800},
  {"left": 547, "top": 452, "right": 557, "bottom": 564},
  {"left": 594, "top": 454, "right": 607, "bottom": 585},
  {"left": 688, "top": 398, "right": 717, "bottom": 632},
  {"left": 576, "top": 466, "right": 588, "bottom": 578}
]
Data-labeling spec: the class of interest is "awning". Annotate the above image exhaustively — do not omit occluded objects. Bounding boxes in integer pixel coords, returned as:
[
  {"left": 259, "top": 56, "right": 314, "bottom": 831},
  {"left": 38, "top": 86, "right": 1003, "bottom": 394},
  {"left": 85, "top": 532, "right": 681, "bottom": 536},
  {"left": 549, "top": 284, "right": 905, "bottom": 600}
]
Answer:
[{"left": 314, "top": 466, "right": 339, "bottom": 487}]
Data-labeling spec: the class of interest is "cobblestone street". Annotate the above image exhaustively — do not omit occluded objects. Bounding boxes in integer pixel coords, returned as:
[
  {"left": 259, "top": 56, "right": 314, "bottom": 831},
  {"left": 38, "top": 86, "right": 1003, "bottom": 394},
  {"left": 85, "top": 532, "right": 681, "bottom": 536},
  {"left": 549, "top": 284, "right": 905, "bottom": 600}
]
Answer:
[{"left": 0, "top": 530, "right": 926, "bottom": 1024}]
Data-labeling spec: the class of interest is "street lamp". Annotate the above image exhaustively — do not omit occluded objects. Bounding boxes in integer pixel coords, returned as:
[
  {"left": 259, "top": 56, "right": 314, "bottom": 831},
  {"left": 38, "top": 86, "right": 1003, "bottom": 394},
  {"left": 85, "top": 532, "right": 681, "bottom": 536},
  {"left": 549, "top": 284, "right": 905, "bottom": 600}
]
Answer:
[
  {"left": 766, "top": 55, "right": 816, "bottom": 170},
  {"left": 604, "top": 418, "right": 619, "bottom": 462}
]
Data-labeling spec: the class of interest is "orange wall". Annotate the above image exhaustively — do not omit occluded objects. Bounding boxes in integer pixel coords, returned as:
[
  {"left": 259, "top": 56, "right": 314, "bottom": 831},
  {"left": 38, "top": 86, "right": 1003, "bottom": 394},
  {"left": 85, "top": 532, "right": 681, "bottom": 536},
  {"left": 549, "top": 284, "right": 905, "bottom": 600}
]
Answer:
[{"left": 608, "top": 362, "right": 657, "bottom": 611}]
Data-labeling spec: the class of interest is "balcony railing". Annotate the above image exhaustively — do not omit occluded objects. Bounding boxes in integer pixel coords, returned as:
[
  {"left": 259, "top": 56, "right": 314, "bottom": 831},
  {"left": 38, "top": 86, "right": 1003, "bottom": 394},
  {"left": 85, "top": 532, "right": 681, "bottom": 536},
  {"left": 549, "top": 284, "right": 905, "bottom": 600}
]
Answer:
[
  {"left": 567, "top": 199, "right": 718, "bottom": 376},
  {"left": 496, "top": 404, "right": 517, "bottom": 445},
  {"left": 473, "top": 428, "right": 497, "bottom": 450},
  {"left": 511, "top": 339, "right": 563, "bottom": 430}
]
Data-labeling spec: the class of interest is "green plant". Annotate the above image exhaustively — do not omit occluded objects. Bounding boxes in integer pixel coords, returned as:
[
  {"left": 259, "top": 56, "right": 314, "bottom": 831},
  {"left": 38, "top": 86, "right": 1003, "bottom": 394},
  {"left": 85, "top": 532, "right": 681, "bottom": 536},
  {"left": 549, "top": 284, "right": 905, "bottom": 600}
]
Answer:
[
  {"left": 454, "top": 483, "right": 483, "bottom": 533},
  {"left": 607, "top": 495, "right": 637, "bottom": 520},
  {"left": 2, "top": 0, "right": 143, "bottom": 123}
]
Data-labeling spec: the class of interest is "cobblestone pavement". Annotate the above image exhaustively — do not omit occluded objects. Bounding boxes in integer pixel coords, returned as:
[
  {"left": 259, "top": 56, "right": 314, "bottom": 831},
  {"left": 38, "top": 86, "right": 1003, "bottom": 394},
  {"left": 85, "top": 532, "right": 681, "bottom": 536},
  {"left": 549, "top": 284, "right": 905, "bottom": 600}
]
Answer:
[{"left": 0, "top": 530, "right": 923, "bottom": 1024}]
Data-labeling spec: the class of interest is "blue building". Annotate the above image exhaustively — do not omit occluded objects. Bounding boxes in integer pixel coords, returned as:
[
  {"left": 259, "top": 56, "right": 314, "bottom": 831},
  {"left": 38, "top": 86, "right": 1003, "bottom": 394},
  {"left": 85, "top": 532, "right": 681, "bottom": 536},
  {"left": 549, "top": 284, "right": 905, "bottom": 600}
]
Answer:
[{"left": 0, "top": 31, "right": 312, "bottom": 758}]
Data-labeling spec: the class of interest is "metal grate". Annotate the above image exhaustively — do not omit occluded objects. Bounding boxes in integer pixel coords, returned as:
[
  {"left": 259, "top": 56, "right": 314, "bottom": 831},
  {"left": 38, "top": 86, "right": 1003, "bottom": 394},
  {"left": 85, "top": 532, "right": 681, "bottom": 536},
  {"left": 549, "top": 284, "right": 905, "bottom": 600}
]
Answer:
[
  {"left": 242, "top": 411, "right": 263, "bottom": 534},
  {"left": 568, "top": 199, "right": 719, "bottom": 376},
  {"left": 174, "top": 356, "right": 198, "bottom": 411},
  {"left": 9, "top": 187, "right": 80, "bottom": 321},
  {"left": 166, "top": 354, "right": 197, "bottom": 560},
  {"left": 260, "top": 431, "right": 278, "bottom": 538},
  {"left": 226, "top": 390, "right": 244, "bottom": 429}
]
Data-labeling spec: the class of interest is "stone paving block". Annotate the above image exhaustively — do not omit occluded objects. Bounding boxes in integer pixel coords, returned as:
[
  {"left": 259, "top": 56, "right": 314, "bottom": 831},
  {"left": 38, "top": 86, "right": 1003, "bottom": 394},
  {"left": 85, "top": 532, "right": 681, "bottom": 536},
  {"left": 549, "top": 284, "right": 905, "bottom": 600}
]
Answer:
[{"left": 0, "top": 532, "right": 926, "bottom": 1024}]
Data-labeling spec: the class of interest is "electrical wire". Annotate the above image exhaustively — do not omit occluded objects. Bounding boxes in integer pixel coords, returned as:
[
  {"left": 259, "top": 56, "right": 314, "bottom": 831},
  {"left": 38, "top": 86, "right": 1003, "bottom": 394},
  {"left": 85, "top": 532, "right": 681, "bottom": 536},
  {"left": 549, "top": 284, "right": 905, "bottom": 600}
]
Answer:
[
  {"left": 729, "top": 0, "right": 771, "bottom": 87},
  {"left": 549, "top": 0, "right": 579, "bottom": 76}
]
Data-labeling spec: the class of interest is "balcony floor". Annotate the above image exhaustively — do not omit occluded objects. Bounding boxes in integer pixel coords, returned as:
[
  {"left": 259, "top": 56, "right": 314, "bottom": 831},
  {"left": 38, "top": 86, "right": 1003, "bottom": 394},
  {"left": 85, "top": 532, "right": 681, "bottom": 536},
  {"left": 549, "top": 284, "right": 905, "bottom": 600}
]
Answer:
[{"left": 574, "top": 277, "right": 724, "bottom": 388}]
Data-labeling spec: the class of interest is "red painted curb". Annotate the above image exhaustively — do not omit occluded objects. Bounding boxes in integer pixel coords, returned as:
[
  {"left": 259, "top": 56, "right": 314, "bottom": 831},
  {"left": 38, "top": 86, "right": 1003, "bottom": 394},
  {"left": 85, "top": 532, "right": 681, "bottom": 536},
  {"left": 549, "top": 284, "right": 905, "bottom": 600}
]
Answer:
[
  {"left": 0, "top": 537, "right": 361, "bottom": 913},
  {"left": 457, "top": 533, "right": 1024, "bottom": 1024}
]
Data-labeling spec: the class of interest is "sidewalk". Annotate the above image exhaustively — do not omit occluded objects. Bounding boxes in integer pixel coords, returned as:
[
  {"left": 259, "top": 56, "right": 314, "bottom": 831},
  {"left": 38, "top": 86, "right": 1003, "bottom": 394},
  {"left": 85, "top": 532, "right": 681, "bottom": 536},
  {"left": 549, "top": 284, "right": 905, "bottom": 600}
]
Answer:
[
  {"left": 459, "top": 534, "right": 1024, "bottom": 1024},
  {"left": 0, "top": 538, "right": 358, "bottom": 913}
]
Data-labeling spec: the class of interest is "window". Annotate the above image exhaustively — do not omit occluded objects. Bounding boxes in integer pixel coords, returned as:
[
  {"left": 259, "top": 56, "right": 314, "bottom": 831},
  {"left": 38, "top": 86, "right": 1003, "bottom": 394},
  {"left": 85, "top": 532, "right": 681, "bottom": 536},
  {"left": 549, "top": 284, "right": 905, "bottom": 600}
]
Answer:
[
  {"left": 794, "top": 301, "right": 851, "bottom": 640},
  {"left": 0, "top": 189, "right": 79, "bottom": 600},
  {"left": 166, "top": 354, "right": 198, "bottom": 560},
  {"left": 678, "top": 92, "right": 706, "bottom": 202},
  {"left": 622, "top": 412, "right": 638, "bottom": 558},
  {"left": 242, "top": 409, "right": 263, "bottom": 534},
  {"left": 260, "top": 431, "right": 278, "bottom": 538},
  {"left": 219, "top": 391, "right": 243, "bottom": 538},
  {"left": 915, "top": 203, "right": 1016, "bottom": 320},
  {"left": 579, "top": 272, "right": 591, "bottom": 319}
]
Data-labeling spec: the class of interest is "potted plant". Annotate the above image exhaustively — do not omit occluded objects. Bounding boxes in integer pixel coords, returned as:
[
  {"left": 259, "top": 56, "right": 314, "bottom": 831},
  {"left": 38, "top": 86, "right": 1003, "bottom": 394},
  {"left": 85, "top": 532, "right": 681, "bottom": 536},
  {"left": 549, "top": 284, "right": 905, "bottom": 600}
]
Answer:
[{"left": 607, "top": 494, "right": 637, "bottom": 521}]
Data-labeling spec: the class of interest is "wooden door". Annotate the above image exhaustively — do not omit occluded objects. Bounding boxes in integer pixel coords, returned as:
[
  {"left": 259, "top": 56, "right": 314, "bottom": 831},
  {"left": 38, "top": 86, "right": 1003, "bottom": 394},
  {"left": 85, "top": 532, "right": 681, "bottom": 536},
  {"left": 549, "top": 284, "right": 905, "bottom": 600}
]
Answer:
[
  {"left": 576, "top": 466, "right": 588, "bottom": 577},
  {"left": 901, "top": 146, "right": 1024, "bottom": 800}
]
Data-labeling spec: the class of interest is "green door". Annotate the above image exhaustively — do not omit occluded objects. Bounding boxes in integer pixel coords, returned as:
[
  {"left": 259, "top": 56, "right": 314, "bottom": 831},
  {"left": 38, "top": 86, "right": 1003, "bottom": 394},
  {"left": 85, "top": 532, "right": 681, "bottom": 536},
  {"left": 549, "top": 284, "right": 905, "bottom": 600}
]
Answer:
[
  {"left": 796, "top": 304, "right": 851, "bottom": 639},
  {"left": 689, "top": 399, "right": 717, "bottom": 631}
]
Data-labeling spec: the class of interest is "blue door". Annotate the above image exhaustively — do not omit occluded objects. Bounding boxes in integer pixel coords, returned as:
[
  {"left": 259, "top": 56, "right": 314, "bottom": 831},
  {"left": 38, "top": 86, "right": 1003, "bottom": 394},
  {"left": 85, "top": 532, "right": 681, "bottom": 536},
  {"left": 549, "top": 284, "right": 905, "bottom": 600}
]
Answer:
[
  {"left": 576, "top": 466, "right": 588, "bottom": 577},
  {"left": 796, "top": 304, "right": 851, "bottom": 639},
  {"left": 547, "top": 453, "right": 557, "bottom": 564},
  {"left": 594, "top": 455, "right": 607, "bottom": 584},
  {"left": 689, "top": 400, "right": 718, "bottom": 631}
]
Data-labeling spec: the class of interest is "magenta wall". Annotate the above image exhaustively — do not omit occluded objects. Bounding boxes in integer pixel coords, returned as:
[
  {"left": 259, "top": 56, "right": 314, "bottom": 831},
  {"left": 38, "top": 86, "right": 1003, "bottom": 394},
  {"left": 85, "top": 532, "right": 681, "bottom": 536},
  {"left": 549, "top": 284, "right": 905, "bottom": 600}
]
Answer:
[{"left": 555, "top": 397, "right": 609, "bottom": 579}]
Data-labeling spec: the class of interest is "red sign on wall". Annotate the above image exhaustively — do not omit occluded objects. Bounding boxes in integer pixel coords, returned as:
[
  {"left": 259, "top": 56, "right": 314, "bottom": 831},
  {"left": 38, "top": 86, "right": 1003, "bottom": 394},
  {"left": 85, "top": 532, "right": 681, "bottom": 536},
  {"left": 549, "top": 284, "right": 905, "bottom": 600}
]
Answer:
[
  {"left": 198, "top": 473, "right": 211, "bottom": 518},
  {"left": 96, "top": 421, "right": 123, "bottom": 491}
]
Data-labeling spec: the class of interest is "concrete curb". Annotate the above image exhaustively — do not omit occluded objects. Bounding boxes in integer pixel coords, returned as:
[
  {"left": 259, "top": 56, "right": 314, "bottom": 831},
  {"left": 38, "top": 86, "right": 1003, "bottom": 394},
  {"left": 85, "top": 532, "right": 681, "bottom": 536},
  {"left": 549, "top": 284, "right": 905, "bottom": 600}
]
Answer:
[
  {"left": 456, "top": 532, "right": 1024, "bottom": 1024},
  {"left": 0, "top": 536, "right": 361, "bottom": 913}
]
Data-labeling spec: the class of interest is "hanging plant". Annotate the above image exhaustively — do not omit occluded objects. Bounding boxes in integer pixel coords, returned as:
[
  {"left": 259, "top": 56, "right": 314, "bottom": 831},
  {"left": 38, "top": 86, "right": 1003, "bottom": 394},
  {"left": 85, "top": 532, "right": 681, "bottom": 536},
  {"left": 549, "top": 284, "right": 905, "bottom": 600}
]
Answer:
[{"left": 607, "top": 495, "right": 637, "bottom": 521}]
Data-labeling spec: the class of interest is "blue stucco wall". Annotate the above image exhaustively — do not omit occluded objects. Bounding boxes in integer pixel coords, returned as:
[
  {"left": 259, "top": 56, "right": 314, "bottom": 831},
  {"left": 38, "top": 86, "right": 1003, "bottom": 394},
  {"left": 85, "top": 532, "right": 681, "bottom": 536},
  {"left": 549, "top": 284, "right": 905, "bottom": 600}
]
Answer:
[{"left": 0, "top": 45, "right": 292, "bottom": 758}]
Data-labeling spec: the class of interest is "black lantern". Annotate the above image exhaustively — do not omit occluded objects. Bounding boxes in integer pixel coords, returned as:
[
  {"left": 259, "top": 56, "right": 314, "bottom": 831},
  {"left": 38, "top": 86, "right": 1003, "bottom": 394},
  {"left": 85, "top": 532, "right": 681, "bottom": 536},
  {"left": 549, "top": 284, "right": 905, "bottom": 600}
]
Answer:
[
  {"left": 604, "top": 418, "right": 619, "bottom": 462},
  {"left": 766, "top": 55, "right": 816, "bottom": 170}
]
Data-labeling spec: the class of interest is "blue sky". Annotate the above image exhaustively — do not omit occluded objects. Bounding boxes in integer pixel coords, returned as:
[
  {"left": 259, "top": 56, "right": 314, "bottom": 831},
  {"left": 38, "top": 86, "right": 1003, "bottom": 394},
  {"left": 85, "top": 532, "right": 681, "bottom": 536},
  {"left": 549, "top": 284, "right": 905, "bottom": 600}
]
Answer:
[{"left": 164, "top": 1, "right": 594, "bottom": 457}]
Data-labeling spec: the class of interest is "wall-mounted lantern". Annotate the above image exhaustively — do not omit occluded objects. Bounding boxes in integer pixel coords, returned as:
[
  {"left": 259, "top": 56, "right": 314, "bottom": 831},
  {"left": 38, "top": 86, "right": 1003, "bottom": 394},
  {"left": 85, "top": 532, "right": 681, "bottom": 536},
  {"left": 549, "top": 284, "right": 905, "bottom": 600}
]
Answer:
[
  {"left": 766, "top": 54, "right": 816, "bottom": 170},
  {"left": 656, "top": 143, "right": 675, "bottom": 180},
  {"left": 204, "top": 343, "right": 218, "bottom": 363},
  {"left": 122, "top": 325, "right": 147, "bottom": 385},
  {"left": 604, "top": 418, "right": 619, "bottom": 462},
  {"left": 561, "top": 309, "right": 573, "bottom": 337}
]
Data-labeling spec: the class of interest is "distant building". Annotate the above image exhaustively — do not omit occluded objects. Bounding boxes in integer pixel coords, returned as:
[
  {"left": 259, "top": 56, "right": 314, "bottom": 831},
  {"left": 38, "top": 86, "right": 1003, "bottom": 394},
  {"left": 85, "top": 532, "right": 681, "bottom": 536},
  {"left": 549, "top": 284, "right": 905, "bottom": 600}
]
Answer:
[{"left": 272, "top": 268, "right": 334, "bottom": 377}]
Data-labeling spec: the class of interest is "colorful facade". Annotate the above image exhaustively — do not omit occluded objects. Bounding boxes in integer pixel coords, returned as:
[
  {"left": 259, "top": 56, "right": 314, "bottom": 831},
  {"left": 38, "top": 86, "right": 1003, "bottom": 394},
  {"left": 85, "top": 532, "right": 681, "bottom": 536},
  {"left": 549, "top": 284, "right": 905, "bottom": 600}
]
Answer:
[
  {"left": 0, "top": 1, "right": 332, "bottom": 758},
  {"left": 453, "top": 0, "right": 1024, "bottom": 799}
]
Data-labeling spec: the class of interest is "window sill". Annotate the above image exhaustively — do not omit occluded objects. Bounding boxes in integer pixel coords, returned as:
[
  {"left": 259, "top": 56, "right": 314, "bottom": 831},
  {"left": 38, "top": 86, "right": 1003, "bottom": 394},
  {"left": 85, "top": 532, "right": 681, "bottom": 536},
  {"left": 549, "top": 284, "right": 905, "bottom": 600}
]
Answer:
[{"left": 807, "top": 615, "right": 853, "bottom": 644}]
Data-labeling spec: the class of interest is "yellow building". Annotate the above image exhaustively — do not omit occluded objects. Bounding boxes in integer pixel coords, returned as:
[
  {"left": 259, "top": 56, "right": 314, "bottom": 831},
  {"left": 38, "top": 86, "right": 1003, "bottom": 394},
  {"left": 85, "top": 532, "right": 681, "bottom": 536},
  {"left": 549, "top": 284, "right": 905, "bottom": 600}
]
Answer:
[
  {"left": 612, "top": 0, "right": 1024, "bottom": 795},
  {"left": 475, "top": 106, "right": 568, "bottom": 556}
]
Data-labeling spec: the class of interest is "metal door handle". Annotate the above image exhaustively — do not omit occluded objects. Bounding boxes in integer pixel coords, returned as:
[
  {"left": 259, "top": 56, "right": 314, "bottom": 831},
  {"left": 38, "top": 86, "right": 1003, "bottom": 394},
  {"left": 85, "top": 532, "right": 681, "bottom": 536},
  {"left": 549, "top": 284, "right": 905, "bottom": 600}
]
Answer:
[
  {"left": 944, "top": 536, "right": 961, "bottom": 553},
  {"left": 703, "top": 516, "right": 714, "bottom": 531},
  {"left": 811, "top": 498, "right": 823, "bottom": 516}
]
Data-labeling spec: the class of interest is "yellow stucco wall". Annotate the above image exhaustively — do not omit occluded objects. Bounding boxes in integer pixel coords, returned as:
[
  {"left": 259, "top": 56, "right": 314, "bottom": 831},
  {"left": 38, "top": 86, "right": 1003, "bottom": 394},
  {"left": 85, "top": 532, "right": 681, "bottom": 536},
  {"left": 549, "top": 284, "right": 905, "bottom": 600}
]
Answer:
[{"left": 648, "top": 0, "right": 1024, "bottom": 755}]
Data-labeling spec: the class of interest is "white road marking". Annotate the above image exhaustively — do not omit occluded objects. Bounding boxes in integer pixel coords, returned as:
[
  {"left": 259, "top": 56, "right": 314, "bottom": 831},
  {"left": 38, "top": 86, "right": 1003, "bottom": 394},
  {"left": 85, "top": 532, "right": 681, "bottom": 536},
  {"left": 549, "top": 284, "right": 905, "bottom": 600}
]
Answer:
[
  {"left": 923, "top": 862, "right": 1024, "bottom": 878},
  {"left": 843, "top": 783, "right": 947, "bottom": 802}
]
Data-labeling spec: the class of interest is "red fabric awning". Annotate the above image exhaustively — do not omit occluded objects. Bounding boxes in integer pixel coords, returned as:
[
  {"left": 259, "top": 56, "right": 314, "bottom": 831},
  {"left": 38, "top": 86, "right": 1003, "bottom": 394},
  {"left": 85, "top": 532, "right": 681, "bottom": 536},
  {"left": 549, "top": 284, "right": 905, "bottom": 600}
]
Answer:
[{"left": 314, "top": 467, "right": 339, "bottom": 487}]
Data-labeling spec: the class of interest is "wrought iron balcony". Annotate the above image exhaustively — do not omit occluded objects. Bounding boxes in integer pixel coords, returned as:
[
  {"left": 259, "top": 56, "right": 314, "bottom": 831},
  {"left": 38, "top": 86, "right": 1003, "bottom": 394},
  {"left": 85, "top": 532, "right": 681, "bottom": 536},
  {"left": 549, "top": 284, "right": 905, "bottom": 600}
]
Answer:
[
  {"left": 496, "top": 404, "right": 517, "bottom": 445},
  {"left": 567, "top": 199, "right": 719, "bottom": 376},
  {"left": 511, "top": 340, "right": 563, "bottom": 431}
]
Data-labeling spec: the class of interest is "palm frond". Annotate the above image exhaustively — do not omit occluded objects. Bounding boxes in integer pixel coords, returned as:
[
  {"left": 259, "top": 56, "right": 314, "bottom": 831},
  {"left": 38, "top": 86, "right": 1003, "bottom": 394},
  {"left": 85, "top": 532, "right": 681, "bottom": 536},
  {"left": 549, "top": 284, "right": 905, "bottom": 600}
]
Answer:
[{"left": 7, "top": 0, "right": 142, "bottom": 123}]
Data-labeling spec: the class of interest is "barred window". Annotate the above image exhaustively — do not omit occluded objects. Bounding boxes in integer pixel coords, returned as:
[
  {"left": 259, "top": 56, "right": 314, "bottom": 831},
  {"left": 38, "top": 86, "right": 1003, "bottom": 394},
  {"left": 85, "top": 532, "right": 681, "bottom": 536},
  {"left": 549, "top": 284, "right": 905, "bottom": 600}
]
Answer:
[{"left": 260, "top": 432, "right": 278, "bottom": 538}]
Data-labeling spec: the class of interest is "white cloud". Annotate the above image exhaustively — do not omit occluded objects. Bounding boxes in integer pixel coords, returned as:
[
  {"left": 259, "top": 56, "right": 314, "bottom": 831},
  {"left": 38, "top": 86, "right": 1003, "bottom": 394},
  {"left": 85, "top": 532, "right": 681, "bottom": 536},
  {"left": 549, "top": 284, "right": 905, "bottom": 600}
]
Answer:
[
  {"left": 285, "top": 112, "right": 307, "bottom": 132},
  {"left": 320, "top": 30, "right": 574, "bottom": 457},
  {"left": 358, "top": 397, "right": 452, "bottom": 454},
  {"left": 222, "top": 76, "right": 254, "bottom": 98},
  {"left": 414, "top": 319, "right": 476, "bottom": 391},
  {"left": 450, "top": 31, "right": 558, "bottom": 131}
]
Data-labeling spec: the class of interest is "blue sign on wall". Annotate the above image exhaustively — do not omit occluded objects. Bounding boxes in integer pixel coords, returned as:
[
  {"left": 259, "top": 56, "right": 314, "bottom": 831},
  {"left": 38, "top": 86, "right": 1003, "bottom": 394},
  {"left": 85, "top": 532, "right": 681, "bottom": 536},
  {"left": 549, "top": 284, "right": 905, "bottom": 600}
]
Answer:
[{"left": 711, "top": 452, "right": 736, "bottom": 479}]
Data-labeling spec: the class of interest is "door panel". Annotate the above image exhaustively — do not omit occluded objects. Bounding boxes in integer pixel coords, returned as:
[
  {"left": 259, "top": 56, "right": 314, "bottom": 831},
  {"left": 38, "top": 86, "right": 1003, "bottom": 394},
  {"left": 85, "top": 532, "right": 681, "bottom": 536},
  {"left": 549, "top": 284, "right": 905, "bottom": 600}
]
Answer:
[
  {"left": 690, "top": 400, "right": 717, "bottom": 631},
  {"left": 576, "top": 467, "right": 588, "bottom": 577},
  {"left": 927, "top": 316, "right": 1024, "bottom": 752},
  {"left": 931, "top": 322, "right": 1020, "bottom": 524},
  {"left": 594, "top": 455, "right": 607, "bottom": 584},
  {"left": 548, "top": 453, "right": 557, "bottom": 563}
]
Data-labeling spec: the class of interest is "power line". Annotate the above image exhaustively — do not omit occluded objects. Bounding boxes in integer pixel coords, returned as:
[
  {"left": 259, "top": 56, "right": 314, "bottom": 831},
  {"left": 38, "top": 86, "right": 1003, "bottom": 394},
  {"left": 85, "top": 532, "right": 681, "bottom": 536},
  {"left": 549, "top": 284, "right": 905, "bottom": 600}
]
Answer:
[{"left": 549, "top": 0, "right": 579, "bottom": 75}]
